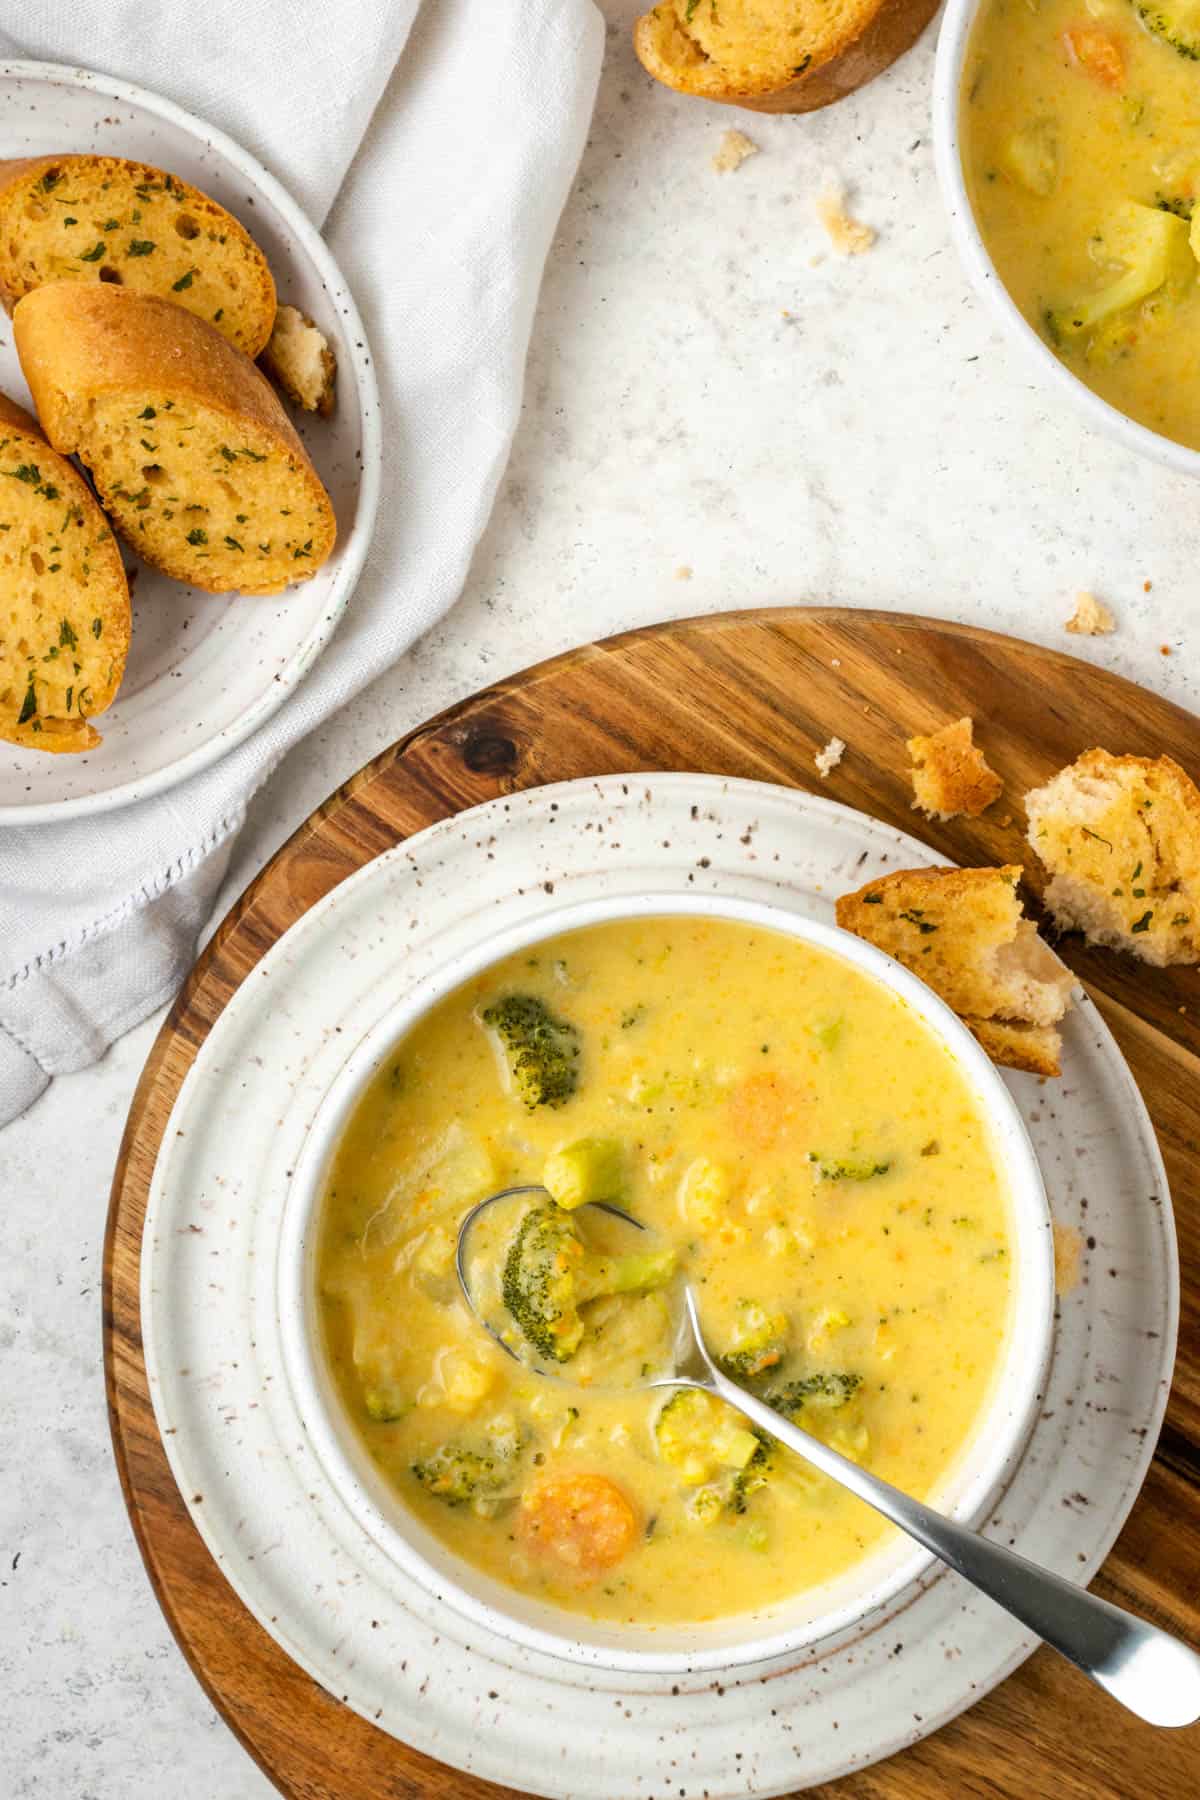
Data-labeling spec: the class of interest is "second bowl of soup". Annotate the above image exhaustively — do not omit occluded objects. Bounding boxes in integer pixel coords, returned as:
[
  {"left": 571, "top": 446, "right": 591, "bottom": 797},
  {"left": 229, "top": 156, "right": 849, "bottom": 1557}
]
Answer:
[
  {"left": 936, "top": 0, "right": 1200, "bottom": 470},
  {"left": 279, "top": 893, "right": 1055, "bottom": 1671}
]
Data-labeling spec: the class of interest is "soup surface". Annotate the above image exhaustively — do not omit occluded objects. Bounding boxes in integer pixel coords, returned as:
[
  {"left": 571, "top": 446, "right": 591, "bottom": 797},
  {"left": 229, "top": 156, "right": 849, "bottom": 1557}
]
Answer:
[
  {"left": 316, "top": 918, "right": 1013, "bottom": 1626},
  {"left": 962, "top": 0, "right": 1200, "bottom": 450}
]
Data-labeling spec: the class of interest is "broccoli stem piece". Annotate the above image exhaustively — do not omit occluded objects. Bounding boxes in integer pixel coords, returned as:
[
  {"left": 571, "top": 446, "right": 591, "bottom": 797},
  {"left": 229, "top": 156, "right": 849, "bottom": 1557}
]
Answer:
[
  {"left": 542, "top": 1136, "right": 625, "bottom": 1211},
  {"left": 1045, "top": 201, "right": 1193, "bottom": 343},
  {"left": 481, "top": 993, "right": 581, "bottom": 1110},
  {"left": 1135, "top": 0, "right": 1200, "bottom": 59},
  {"left": 809, "top": 1153, "right": 892, "bottom": 1182}
]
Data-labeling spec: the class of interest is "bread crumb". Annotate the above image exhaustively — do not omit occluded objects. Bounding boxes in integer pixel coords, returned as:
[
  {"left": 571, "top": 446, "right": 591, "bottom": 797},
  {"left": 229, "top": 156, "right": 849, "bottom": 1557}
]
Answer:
[
  {"left": 674, "top": 564, "right": 693, "bottom": 581},
  {"left": 908, "top": 717, "right": 1002, "bottom": 820},
  {"left": 1052, "top": 1221, "right": 1083, "bottom": 1295},
  {"left": 831, "top": 657, "right": 841, "bottom": 667},
  {"left": 1065, "top": 590, "right": 1115, "bottom": 636},
  {"left": 814, "top": 736, "right": 846, "bottom": 779},
  {"left": 1144, "top": 580, "right": 1152, "bottom": 592},
  {"left": 816, "top": 187, "right": 876, "bottom": 257},
  {"left": 1161, "top": 644, "right": 1172, "bottom": 656},
  {"left": 713, "top": 130, "right": 758, "bottom": 174}
]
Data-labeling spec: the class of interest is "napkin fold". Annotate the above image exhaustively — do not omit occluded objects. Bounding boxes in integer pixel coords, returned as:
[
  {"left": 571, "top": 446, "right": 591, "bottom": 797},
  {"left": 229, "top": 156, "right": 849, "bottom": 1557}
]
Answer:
[{"left": 0, "top": 0, "right": 604, "bottom": 1126}]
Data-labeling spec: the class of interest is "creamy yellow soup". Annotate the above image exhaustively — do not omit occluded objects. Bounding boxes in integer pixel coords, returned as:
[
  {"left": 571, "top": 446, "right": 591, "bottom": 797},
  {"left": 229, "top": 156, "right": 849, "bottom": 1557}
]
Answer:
[
  {"left": 316, "top": 918, "right": 1013, "bottom": 1626},
  {"left": 962, "top": 0, "right": 1200, "bottom": 449}
]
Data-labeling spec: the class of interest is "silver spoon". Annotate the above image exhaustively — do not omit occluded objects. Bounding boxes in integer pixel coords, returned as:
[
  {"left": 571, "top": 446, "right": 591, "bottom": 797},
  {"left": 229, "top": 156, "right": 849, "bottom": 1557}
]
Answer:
[{"left": 457, "top": 1188, "right": 1200, "bottom": 1728}]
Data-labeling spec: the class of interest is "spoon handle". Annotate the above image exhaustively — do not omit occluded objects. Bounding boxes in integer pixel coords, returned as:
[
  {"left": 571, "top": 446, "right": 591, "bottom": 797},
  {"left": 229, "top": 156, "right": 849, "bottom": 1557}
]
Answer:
[{"left": 705, "top": 1364, "right": 1200, "bottom": 1727}]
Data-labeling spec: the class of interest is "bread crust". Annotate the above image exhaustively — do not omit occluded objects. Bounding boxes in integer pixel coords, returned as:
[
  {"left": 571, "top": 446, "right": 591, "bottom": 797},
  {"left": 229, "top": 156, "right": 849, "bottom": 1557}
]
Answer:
[
  {"left": 633, "top": 0, "right": 940, "bottom": 114},
  {"left": 13, "top": 282, "right": 334, "bottom": 594},
  {"left": 0, "top": 389, "right": 130, "bottom": 751},
  {"left": 0, "top": 154, "right": 276, "bottom": 356}
]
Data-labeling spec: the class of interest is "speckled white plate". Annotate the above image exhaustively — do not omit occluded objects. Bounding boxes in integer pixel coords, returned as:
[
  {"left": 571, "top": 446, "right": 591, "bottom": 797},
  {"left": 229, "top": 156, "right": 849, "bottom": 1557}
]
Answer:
[
  {"left": 0, "top": 61, "right": 380, "bottom": 824},
  {"left": 141, "top": 775, "right": 1178, "bottom": 1799}
]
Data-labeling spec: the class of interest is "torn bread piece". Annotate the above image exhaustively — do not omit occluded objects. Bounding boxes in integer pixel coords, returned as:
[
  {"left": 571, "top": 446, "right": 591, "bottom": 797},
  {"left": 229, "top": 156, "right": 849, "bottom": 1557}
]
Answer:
[
  {"left": 1065, "top": 591, "right": 1116, "bottom": 636},
  {"left": 908, "top": 717, "right": 1002, "bottom": 820},
  {"left": 836, "top": 865, "right": 1075, "bottom": 1075},
  {"left": 1025, "top": 748, "right": 1200, "bottom": 966},
  {"left": 713, "top": 129, "right": 759, "bottom": 172},
  {"left": 260, "top": 303, "right": 337, "bottom": 416}
]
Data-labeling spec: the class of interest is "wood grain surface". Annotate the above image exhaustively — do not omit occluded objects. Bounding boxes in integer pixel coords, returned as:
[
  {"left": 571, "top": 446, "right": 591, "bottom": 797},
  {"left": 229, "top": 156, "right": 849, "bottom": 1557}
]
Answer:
[{"left": 103, "top": 608, "right": 1200, "bottom": 1799}]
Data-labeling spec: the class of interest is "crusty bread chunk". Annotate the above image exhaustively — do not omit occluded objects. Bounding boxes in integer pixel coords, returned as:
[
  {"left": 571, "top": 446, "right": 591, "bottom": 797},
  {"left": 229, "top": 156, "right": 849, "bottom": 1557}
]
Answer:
[
  {"left": 836, "top": 865, "right": 1075, "bottom": 1075},
  {"left": 0, "top": 391, "right": 129, "bottom": 752},
  {"left": 1025, "top": 749, "right": 1200, "bottom": 966},
  {"left": 0, "top": 155, "right": 275, "bottom": 358},
  {"left": 908, "top": 717, "right": 1002, "bottom": 820},
  {"left": 260, "top": 304, "right": 336, "bottom": 415},
  {"left": 633, "top": 0, "right": 940, "bottom": 115},
  {"left": 15, "top": 283, "right": 335, "bottom": 597}
]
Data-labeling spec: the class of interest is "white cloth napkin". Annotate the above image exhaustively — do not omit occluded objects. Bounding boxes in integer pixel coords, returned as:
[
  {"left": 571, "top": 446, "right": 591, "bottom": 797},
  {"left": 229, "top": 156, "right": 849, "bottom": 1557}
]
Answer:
[{"left": 0, "top": 0, "right": 604, "bottom": 1125}]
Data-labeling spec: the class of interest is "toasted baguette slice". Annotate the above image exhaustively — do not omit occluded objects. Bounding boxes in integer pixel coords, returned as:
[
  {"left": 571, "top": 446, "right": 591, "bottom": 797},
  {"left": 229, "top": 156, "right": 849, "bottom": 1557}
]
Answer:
[
  {"left": 0, "top": 391, "right": 129, "bottom": 752},
  {"left": 908, "top": 717, "right": 1002, "bottom": 820},
  {"left": 0, "top": 155, "right": 275, "bottom": 357},
  {"left": 15, "top": 283, "right": 335, "bottom": 597},
  {"left": 1025, "top": 749, "right": 1200, "bottom": 966},
  {"left": 260, "top": 304, "right": 336, "bottom": 415},
  {"left": 633, "top": 0, "right": 940, "bottom": 115},
  {"left": 836, "top": 865, "right": 1075, "bottom": 1075}
]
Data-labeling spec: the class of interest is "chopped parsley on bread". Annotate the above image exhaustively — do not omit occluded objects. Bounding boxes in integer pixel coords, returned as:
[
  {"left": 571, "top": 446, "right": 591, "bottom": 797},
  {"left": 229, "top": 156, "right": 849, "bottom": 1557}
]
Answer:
[
  {"left": 908, "top": 717, "right": 1002, "bottom": 820},
  {"left": 15, "top": 282, "right": 335, "bottom": 596},
  {"left": 836, "top": 865, "right": 1075, "bottom": 1076},
  {"left": 1025, "top": 749, "right": 1200, "bottom": 966},
  {"left": 0, "top": 391, "right": 129, "bottom": 753},
  {"left": 0, "top": 155, "right": 276, "bottom": 358},
  {"left": 633, "top": 0, "right": 940, "bottom": 115}
]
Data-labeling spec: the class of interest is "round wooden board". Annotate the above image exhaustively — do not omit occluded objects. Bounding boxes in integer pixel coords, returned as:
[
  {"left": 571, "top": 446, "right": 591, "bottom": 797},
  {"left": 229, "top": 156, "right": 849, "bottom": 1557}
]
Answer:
[{"left": 104, "top": 608, "right": 1200, "bottom": 1800}]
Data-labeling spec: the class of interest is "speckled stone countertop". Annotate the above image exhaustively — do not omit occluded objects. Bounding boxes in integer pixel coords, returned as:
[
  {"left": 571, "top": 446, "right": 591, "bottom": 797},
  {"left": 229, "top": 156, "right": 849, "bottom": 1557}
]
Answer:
[{"left": 3, "top": 6, "right": 1196, "bottom": 1796}]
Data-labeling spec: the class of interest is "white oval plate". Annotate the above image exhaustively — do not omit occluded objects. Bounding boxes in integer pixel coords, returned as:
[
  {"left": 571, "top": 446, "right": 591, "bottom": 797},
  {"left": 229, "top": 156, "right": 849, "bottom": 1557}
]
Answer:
[
  {"left": 141, "top": 776, "right": 1178, "bottom": 1798},
  {"left": 0, "top": 61, "right": 381, "bottom": 824}
]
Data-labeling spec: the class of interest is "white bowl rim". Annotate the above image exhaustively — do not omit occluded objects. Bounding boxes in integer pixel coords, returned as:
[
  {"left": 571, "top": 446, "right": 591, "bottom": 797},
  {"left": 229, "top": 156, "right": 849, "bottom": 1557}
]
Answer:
[
  {"left": 931, "top": 0, "right": 1200, "bottom": 479},
  {"left": 277, "top": 889, "right": 1056, "bottom": 1675}
]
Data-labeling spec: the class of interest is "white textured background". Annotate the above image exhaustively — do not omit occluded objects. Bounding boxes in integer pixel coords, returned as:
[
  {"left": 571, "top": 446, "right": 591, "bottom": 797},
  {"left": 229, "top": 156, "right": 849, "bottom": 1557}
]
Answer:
[{"left": 2, "top": 4, "right": 1196, "bottom": 1795}]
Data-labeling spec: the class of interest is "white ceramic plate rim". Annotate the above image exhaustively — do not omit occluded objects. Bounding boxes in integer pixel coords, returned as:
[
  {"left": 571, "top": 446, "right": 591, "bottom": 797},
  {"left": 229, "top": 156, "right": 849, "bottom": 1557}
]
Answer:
[
  {"left": 137, "top": 775, "right": 1180, "bottom": 1796},
  {"left": 0, "top": 59, "right": 382, "bottom": 825},
  {"left": 931, "top": 4, "right": 1200, "bottom": 478},
  {"left": 277, "top": 888, "right": 1055, "bottom": 1675}
]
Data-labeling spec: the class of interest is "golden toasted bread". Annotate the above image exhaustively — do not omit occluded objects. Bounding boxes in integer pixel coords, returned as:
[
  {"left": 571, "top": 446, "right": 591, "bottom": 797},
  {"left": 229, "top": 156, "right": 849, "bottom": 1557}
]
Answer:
[
  {"left": 908, "top": 717, "right": 1002, "bottom": 821},
  {"left": 633, "top": 0, "right": 940, "bottom": 115},
  {"left": 15, "top": 282, "right": 335, "bottom": 596},
  {"left": 0, "top": 391, "right": 129, "bottom": 753},
  {"left": 836, "top": 865, "right": 1075, "bottom": 1075},
  {"left": 0, "top": 154, "right": 275, "bottom": 357},
  {"left": 1025, "top": 749, "right": 1200, "bottom": 966}
]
